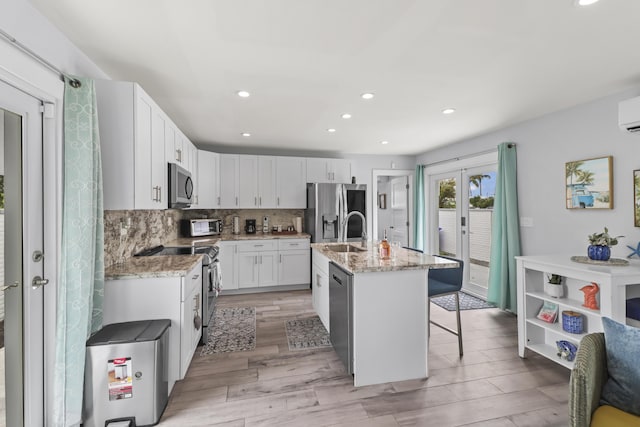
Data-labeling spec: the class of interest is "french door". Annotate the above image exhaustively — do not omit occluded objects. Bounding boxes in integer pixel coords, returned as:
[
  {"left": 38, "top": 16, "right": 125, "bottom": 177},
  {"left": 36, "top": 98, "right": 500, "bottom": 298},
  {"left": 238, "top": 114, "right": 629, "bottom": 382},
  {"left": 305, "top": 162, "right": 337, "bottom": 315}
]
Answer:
[
  {"left": 0, "top": 81, "right": 45, "bottom": 426},
  {"left": 430, "top": 164, "right": 497, "bottom": 299}
]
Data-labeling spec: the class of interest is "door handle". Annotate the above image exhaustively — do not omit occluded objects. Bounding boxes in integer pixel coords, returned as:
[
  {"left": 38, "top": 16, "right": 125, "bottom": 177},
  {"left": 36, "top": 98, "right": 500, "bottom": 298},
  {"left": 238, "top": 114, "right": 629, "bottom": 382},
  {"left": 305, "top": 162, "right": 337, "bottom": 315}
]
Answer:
[
  {"left": 332, "top": 274, "right": 343, "bottom": 285},
  {"left": 32, "top": 276, "right": 49, "bottom": 289},
  {"left": 2, "top": 281, "right": 19, "bottom": 291}
]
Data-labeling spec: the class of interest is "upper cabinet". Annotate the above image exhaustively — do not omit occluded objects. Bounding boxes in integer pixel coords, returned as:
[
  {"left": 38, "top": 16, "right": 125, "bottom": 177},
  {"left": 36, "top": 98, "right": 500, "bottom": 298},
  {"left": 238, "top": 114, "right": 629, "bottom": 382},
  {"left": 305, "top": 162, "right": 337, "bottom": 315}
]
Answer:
[
  {"left": 276, "top": 156, "right": 306, "bottom": 208},
  {"left": 197, "top": 150, "right": 220, "bottom": 209},
  {"left": 219, "top": 154, "right": 240, "bottom": 208},
  {"left": 306, "top": 158, "right": 351, "bottom": 183},
  {"left": 95, "top": 80, "right": 167, "bottom": 210},
  {"left": 238, "top": 155, "right": 277, "bottom": 209}
]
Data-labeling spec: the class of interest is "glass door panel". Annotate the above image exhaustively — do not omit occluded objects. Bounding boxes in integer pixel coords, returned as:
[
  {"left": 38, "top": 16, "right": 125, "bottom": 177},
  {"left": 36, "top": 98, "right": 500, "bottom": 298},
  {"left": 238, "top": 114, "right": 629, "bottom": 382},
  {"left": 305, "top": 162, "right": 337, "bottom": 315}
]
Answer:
[
  {"left": 463, "top": 167, "right": 497, "bottom": 298},
  {"left": 435, "top": 175, "right": 459, "bottom": 257}
]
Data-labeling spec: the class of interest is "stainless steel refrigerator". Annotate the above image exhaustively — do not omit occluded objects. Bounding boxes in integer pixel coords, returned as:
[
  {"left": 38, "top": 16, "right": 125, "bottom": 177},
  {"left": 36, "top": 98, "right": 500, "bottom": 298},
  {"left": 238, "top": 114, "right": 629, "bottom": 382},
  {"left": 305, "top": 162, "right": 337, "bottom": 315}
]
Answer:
[{"left": 305, "top": 183, "right": 367, "bottom": 243}]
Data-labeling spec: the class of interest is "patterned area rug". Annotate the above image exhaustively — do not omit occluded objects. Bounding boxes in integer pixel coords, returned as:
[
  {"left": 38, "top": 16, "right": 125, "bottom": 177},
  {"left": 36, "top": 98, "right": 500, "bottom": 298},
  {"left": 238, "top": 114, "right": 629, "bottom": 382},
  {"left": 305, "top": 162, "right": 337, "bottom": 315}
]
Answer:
[
  {"left": 431, "top": 292, "right": 495, "bottom": 311},
  {"left": 201, "top": 307, "right": 256, "bottom": 355},
  {"left": 285, "top": 316, "right": 331, "bottom": 351}
]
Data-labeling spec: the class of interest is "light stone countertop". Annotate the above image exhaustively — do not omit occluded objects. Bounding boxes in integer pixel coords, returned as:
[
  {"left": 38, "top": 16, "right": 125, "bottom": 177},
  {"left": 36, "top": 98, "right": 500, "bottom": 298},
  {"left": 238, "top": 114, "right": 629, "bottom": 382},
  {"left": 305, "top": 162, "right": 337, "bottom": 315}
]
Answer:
[
  {"left": 105, "top": 254, "right": 203, "bottom": 280},
  {"left": 106, "top": 232, "right": 311, "bottom": 279},
  {"left": 165, "top": 232, "right": 310, "bottom": 247},
  {"left": 312, "top": 242, "right": 459, "bottom": 274}
]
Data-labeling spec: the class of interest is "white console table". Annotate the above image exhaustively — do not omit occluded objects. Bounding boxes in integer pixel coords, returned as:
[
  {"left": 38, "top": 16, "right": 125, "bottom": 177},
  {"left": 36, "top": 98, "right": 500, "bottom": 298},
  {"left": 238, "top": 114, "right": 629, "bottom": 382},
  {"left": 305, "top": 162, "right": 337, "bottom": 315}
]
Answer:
[{"left": 516, "top": 255, "right": 640, "bottom": 369}]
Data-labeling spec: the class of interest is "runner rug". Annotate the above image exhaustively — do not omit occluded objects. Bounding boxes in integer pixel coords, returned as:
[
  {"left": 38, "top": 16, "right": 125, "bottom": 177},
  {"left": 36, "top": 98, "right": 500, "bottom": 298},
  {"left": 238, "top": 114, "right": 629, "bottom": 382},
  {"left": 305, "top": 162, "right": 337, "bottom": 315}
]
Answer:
[
  {"left": 201, "top": 307, "right": 256, "bottom": 355},
  {"left": 285, "top": 316, "right": 331, "bottom": 351}
]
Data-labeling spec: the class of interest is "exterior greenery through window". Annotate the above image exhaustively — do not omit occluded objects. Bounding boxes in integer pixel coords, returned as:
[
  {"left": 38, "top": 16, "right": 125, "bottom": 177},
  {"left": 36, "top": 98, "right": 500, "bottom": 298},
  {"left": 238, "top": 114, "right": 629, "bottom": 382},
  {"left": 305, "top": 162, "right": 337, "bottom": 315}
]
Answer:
[{"left": 438, "top": 175, "right": 495, "bottom": 209}]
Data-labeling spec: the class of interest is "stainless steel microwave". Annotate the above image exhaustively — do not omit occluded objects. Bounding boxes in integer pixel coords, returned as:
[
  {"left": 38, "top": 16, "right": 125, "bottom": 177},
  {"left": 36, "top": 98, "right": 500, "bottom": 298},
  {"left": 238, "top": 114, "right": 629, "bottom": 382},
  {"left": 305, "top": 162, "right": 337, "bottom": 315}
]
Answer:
[
  {"left": 168, "top": 163, "right": 194, "bottom": 208},
  {"left": 182, "top": 219, "right": 223, "bottom": 237}
]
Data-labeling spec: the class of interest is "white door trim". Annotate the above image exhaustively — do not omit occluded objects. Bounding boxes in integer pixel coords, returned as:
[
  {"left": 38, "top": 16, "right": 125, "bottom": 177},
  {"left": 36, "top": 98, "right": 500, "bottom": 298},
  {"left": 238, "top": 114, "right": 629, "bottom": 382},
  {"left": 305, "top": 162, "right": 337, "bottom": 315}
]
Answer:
[{"left": 371, "top": 169, "right": 414, "bottom": 245}]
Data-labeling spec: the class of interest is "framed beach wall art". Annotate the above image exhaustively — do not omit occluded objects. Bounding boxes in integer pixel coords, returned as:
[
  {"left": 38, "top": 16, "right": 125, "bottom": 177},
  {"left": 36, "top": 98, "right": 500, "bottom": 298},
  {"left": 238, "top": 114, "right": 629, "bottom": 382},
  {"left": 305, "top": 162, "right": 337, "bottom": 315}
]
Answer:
[
  {"left": 635, "top": 170, "right": 640, "bottom": 227},
  {"left": 565, "top": 156, "right": 613, "bottom": 209}
]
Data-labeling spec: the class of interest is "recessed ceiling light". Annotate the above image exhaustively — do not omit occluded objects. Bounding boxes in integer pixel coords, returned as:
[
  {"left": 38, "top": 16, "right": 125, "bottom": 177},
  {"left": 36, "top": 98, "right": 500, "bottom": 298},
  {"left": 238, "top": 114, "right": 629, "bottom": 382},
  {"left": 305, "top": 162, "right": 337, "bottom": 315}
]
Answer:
[
  {"left": 241, "top": 132, "right": 251, "bottom": 137},
  {"left": 237, "top": 90, "right": 250, "bottom": 98},
  {"left": 327, "top": 128, "right": 336, "bottom": 133},
  {"left": 341, "top": 113, "right": 352, "bottom": 119},
  {"left": 576, "top": 0, "right": 599, "bottom": 5},
  {"left": 361, "top": 93, "right": 375, "bottom": 100},
  {"left": 380, "top": 140, "right": 389, "bottom": 145},
  {"left": 442, "top": 108, "right": 456, "bottom": 115}
]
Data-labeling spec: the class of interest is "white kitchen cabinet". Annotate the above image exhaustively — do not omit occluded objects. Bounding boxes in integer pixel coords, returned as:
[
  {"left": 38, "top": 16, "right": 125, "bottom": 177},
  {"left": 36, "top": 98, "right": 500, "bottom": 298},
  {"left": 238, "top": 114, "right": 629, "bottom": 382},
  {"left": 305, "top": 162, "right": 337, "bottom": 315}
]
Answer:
[
  {"left": 239, "top": 155, "right": 277, "bottom": 208},
  {"left": 306, "top": 157, "right": 351, "bottom": 183},
  {"left": 95, "top": 80, "right": 167, "bottom": 210},
  {"left": 312, "top": 248, "right": 330, "bottom": 331},
  {"left": 276, "top": 156, "right": 307, "bottom": 208},
  {"left": 103, "top": 261, "right": 202, "bottom": 394},
  {"left": 197, "top": 150, "right": 220, "bottom": 209},
  {"left": 218, "top": 242, "right": 238, "bottom": 290},
  {"left": 237, "top": 240, "right": 278, "bottom": 288},
  {"left": 219, "top": 154, "right": 240, "bottom": 208},
  {"left": 278, "top": 239, "right": 310, "bottom": 286},
  {"left": 516, "top": 255, "right": 640, "bottom": 369}
]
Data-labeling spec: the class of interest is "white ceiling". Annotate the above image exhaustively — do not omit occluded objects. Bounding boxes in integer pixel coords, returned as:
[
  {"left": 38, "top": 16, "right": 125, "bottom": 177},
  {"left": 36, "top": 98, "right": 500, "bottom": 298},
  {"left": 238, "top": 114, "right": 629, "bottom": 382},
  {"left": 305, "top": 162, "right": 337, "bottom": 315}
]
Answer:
[{"left": 28, "top": 0, "right": 640, "bottom": 155}]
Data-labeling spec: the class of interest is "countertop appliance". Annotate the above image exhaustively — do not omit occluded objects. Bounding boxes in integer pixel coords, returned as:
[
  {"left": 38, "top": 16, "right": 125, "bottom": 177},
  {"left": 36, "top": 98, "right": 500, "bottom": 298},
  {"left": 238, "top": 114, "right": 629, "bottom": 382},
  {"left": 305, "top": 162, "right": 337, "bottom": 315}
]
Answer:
[
  {"left": 329, "top": 262, "right": 353, "bottom": 375},
  {"left": 245, "top": 219, "right": 256, "bottom": 234},
  {"left": 134, "top": 245, "right": 220, "bottom": 345},
  {"left": 182, "top": 218, "right": 222, "bottom": 237},
  {"left": 305, "top": 183, "right": 367, "bottom": 243},
  {"left": 168, "top": 162, "right": 194, "bottom": 208}
]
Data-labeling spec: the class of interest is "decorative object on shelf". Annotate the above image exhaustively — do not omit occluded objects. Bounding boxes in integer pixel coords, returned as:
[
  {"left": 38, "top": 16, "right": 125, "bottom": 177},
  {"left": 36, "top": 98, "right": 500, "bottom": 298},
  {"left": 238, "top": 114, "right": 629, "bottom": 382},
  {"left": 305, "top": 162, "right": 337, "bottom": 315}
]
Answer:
[
  {"left": 556, "top": 340, "right": 578, "bottom": 362},
  {"left": 580, "top": 282, "right": 600, "bottom": 310},
  {"left": 565, "top": 156, "right": 613, "bottom": 209},
  {"left": 537, "top": 301, "right": 559, "bottom": 323},
  {"left": 378, "top": 193, "right": 387, "bottom": 209},
  {"left": 562, "top": 310, "right": 584, "bottom": 334},
  {"left": 570, "top": 255, "right": 630, "bottom": 266},
  {"left": 544, "top": 274, "right": 564, "bottom": 298},
  {"left": 634, "top": 170, "right": 640, "bottom": 227},
  {"left": 627, "top": 242, "right": 640, "bottom": 259},
  {"left": 587, "top": 227, "right": 623, "bottom": 261}
]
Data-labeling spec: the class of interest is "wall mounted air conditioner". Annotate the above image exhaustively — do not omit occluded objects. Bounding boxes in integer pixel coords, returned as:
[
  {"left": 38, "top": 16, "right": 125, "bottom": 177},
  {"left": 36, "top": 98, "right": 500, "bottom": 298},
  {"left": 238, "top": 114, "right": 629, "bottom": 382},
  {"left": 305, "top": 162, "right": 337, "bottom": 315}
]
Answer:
[{"left": 619, "top": 96, "right": 640, "bottom": 133}]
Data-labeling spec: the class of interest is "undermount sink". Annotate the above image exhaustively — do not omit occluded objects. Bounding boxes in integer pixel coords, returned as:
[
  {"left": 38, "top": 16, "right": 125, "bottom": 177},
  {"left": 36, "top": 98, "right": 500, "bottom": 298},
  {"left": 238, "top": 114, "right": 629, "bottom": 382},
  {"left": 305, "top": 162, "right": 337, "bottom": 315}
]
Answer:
[{"left": 326, "top": 244, "right": 367, "bottom": 253}]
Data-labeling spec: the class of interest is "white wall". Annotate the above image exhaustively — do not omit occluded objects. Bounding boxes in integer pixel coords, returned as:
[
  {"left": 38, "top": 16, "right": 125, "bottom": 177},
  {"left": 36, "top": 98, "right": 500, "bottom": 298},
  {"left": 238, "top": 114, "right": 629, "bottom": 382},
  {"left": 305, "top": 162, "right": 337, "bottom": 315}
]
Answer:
[{"left": 417, "top": 89, "right": 640, "bottom": 259}]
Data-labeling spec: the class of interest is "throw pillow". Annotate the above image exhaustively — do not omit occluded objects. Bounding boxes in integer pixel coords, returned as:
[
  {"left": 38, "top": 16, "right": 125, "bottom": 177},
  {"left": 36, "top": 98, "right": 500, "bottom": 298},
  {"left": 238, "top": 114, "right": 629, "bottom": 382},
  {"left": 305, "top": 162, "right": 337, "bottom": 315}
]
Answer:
[{"left": 600, "top": 317, "right": 640, "bottom": 416}]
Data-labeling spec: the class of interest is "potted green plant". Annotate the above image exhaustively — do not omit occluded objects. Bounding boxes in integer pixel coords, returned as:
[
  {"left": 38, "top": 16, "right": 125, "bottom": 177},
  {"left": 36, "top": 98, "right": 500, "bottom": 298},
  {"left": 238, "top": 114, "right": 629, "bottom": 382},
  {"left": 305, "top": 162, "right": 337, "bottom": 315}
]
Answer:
[
  {"left": 545, "top": 274, "right": 564, "bottom": 298},
  {"left": 587, "top": 227, "right": 623, "bottom": 261}
]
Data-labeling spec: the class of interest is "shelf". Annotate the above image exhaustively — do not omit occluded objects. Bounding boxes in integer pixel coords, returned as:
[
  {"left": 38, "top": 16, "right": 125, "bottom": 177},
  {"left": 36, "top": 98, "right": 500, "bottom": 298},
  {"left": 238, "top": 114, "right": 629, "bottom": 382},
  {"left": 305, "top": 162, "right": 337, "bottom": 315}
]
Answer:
[
  {"left": 527, "top": 343, "right": 574, "bottom": 369},
  {"left": 525, "top": 290, "right": 601, "bottom": 317},
  {"left": 526, "top": 317, "right": 585, "bottom": 342}
]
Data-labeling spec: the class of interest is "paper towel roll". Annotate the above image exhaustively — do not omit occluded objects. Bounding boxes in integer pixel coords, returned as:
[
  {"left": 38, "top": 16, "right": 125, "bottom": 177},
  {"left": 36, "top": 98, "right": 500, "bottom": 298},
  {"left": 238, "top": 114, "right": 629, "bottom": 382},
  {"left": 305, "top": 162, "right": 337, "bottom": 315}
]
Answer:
[{"left": 294, "top": 217, "right": 303, "bottom": 232}]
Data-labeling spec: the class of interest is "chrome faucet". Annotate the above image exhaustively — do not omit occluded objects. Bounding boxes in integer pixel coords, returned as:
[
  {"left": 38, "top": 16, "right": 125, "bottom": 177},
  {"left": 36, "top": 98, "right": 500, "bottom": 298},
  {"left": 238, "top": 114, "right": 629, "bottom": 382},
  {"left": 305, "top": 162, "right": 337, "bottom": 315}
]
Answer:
[{"left": 342, "top": 211, "right": 367, "bottom": 247}]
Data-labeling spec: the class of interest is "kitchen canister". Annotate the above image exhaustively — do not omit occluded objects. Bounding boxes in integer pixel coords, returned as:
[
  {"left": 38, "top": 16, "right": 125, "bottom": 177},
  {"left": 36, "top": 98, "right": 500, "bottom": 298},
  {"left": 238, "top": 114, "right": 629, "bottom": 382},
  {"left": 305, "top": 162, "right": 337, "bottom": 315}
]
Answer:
[
  {"left": 294, "top": 217, "right": 303, "bottom": 232},
  {"left": 232, "top": 216, "right": 240, "bottom": 235},
  {"left": 562, "top": 310, "right": 583, "bottom": 334}
]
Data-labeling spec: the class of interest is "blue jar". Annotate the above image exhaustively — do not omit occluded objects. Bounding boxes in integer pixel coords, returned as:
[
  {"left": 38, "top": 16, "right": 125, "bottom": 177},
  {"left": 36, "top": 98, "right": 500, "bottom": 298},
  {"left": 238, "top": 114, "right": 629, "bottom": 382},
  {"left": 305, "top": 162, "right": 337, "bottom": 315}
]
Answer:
[{"left": 587, "top": 245, "right": 610, "bottom": 261}]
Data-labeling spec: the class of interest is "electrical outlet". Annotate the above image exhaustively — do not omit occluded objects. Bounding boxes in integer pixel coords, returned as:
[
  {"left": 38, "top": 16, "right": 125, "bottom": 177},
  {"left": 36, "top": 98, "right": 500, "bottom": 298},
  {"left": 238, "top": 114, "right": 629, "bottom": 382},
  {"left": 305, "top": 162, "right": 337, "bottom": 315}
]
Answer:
[{"left": 520, "top": 217, "right": 534, "bottom": 227}]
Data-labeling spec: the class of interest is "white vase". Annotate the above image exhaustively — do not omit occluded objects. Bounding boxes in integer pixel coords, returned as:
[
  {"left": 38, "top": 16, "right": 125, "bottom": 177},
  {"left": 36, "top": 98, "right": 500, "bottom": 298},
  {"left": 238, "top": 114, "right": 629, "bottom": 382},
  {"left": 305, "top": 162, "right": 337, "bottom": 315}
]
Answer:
[{"left": 544, "top": 282, "right": 564, "bottom": 298}]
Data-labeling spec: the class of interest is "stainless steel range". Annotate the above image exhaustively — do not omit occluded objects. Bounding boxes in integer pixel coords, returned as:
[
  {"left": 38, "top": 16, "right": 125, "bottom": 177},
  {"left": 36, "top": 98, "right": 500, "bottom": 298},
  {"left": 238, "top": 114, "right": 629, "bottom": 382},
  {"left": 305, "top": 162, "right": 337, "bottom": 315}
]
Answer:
[{"left": 134, "top": 244, "right": 220, "bottom": 345}]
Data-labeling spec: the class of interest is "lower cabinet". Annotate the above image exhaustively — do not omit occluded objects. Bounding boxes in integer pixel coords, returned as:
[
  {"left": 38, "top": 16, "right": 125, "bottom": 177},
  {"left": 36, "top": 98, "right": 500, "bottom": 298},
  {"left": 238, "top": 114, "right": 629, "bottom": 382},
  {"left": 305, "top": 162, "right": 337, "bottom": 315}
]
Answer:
[
  {"left": 103, "top": 261, "right": 203, "bottom": 394},
  {"left": 220, "top": 238, "right": 310, "bottom": 291},
  {"left": 218, "top": 241, "right": 238, "bottom": 290},
  {"left": 311, "top": 249, "right": 330, "bottom": 331}
]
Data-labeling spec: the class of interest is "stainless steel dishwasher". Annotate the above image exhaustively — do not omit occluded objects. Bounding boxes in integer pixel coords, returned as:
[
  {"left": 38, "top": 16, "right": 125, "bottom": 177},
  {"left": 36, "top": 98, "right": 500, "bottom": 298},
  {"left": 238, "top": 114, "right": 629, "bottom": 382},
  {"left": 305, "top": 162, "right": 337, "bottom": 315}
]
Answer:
[{"left": 329, "top": 262, "right": 353, "bottom": 375}]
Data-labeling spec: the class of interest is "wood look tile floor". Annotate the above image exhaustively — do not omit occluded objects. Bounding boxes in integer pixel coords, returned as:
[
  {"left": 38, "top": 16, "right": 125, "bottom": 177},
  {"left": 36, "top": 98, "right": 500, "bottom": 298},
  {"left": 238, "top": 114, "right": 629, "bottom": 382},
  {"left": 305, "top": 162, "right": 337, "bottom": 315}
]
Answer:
[{"left": 159, "top": 290, "right": 570, "bottom": 427}]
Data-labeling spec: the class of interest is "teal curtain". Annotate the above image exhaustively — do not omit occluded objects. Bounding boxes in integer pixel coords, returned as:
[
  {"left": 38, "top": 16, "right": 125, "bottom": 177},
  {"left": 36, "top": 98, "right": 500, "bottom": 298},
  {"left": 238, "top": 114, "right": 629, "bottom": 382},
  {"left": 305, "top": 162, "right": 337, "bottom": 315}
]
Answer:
[
  {"left": 413, "top": 164, "right": 425, "bottom": 251},
  {"left": 53, "top": 76, "right": 104, "bottom": 426},
  {"left": 487, "top": 143, "right": 521, "bottom": 312}
]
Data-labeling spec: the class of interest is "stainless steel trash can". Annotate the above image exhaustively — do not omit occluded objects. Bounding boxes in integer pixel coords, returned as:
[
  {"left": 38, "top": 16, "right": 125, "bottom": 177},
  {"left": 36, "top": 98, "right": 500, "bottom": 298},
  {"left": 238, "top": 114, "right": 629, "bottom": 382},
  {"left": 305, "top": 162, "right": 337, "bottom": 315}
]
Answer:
[{"left": 83, "top": 319, "right": 171, "bottom": 427}]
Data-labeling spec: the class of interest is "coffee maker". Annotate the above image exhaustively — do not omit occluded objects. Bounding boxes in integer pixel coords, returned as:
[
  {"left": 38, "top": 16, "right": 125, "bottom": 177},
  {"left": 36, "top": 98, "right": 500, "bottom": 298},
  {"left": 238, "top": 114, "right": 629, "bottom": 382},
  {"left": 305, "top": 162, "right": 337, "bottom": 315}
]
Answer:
[{"left": 245, "top": 219, "right": 256, "bottom": 234}]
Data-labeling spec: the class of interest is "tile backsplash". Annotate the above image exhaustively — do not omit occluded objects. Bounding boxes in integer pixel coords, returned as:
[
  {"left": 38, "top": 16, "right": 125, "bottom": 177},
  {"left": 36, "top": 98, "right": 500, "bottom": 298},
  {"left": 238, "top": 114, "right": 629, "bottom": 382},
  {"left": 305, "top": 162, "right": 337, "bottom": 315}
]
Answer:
[{"left": 104, "top": 208, "right": 303, "bottom": 267}]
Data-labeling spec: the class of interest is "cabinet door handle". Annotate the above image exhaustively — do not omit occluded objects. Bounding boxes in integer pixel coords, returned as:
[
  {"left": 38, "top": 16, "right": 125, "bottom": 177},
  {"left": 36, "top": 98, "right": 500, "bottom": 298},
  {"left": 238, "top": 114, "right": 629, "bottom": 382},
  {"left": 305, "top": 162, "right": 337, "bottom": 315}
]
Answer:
[
  {"left": 217, "top": 196, "right": 221, "bottom": 206},
  {"left": 280, "top": 254, "right": 282, "bottom": 263},
  {"left": 290, "top": 243, "right": 299, "bottom": 246},
  {"left": 235, "top": 196, "right": 238, "bottom": 206},
  {"left": 254, "top": 244, "right": 264, "bottom": 247},
  {"left": 277, "top": 197, "right": 280, "bottom": 206},
  {"left": 259, "top": 196, "right": 262, "bottom": 206},
  {"left": 254, "top": 196, "right": 257, "bottom": 206},
  {"left": 254, "top": 256, "right": 257, "bottom": 265},
  {"left": 192, "top": 274, "right": 200, "bottom": 280},
  {"left": 158, "top": 186, "right": 161, "bottom": 203}
]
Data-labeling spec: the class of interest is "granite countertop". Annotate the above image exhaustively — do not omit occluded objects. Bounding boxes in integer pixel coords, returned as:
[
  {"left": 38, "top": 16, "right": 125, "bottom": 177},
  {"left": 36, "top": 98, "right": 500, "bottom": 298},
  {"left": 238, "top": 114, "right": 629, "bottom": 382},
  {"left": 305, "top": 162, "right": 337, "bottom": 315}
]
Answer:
[
  {"left": 165, "top": 232, "right": 310, "bottom": 247},
  {"left": 105, "top": 255, "right": 203, "bottom": 280},
  {"left": 312, "top": 242, "right": 459, "bottom": 274}
]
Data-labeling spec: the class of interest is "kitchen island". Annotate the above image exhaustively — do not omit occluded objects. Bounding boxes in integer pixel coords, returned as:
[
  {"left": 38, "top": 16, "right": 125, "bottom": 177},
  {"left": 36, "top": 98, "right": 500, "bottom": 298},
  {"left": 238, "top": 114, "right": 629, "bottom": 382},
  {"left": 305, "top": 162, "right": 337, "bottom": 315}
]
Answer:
[{"left": 312, "top": 243, "right": 458, "bottom": 387}]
